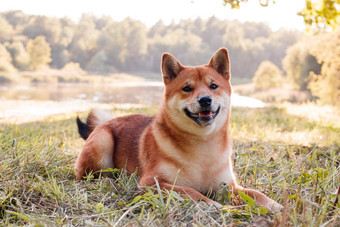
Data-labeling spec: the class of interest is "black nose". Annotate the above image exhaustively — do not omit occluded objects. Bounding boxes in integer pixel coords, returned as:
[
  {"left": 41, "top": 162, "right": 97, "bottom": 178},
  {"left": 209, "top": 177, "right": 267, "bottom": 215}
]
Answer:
[{"left": 198, "top": 96, "right": 212, "bottom": 107}]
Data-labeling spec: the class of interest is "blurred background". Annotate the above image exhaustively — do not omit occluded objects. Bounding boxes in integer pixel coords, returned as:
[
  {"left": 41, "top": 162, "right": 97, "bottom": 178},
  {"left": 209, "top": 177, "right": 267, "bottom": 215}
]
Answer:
[
  {"left": 0, "top": 0, "right": 339, "bottom": 123},
  {"left": 1, "top": 2, "right": 339, "bottom": 225}
]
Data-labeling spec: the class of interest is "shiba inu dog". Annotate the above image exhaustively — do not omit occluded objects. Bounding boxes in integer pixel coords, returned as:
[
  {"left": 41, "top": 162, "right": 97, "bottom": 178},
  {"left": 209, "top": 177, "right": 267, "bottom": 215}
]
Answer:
[{"left": 75, "top": 48, "right": 283, "bottom": 212}]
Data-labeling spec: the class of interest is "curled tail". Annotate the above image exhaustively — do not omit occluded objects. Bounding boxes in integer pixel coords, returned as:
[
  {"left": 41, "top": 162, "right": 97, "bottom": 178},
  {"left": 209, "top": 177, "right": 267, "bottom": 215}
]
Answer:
[{"left": 76, "top": 109, "right": 113, "bottom": 140}]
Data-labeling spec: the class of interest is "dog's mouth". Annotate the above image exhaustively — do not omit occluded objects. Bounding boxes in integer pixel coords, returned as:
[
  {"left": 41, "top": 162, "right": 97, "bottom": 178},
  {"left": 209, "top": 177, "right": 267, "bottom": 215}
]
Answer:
[{"left": 184, "top": 107, "right": 220, "bottom": 126}]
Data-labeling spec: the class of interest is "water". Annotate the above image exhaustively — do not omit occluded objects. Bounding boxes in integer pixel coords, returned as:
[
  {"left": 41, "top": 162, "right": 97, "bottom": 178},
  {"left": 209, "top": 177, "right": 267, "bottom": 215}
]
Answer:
[
  {"left": 0, "top": 82, "right": 264, "bottom": 123},
  {"left": 0, "top": 82, "right": 165, "bottom": 105}
]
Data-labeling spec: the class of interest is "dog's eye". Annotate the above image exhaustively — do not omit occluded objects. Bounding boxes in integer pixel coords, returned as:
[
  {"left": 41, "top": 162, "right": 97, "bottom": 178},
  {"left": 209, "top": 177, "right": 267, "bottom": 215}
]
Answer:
[
  {"left": 210, "top": 83, "right": 218, "bottom": 90},
  {"left": 182, "top": 86, "right": 193, "bottom": 92}
]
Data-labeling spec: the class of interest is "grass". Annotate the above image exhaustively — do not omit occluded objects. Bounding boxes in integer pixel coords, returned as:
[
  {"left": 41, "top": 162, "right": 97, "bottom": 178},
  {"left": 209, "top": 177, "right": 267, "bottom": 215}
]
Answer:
[{"left": 0, "top": 105, "right": 339, "bottom": 226}]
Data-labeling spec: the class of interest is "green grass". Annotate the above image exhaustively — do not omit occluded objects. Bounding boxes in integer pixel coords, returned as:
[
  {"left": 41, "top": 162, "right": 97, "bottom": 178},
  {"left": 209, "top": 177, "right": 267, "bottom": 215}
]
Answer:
[{"left": 0, "top": 106, "right": 339, "bottom": 226}]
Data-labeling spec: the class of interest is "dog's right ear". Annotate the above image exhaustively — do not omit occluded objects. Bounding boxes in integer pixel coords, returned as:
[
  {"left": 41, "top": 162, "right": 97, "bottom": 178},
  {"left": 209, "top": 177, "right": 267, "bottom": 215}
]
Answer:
[{"left": 161, "top": 53, "right": 184, "bottom": 84}]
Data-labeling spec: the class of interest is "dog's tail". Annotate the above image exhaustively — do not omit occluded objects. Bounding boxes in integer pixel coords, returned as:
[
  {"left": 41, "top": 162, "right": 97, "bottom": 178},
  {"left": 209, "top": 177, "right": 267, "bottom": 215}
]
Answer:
[{"left": 76, "top": 109, "right": 113, "bottom": 140}]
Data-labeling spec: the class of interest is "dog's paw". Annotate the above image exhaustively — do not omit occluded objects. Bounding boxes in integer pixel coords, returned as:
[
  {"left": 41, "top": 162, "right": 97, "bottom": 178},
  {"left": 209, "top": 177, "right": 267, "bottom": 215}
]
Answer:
[
  {"left": 208, "top": 200, "right": 223, "bottom": 209},
  {"left": 267, "top": 201, "right": 283, "bottom": 212}
]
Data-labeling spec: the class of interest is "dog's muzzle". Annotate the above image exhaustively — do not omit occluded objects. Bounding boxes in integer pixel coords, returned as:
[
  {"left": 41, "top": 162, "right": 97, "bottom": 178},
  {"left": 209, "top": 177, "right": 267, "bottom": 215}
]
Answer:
[
  {"left": 184, "top": 107, "right": 220, "bottom": 126},
  {"left": 184, "top": 96, "right": 220, "bottom": 127}
]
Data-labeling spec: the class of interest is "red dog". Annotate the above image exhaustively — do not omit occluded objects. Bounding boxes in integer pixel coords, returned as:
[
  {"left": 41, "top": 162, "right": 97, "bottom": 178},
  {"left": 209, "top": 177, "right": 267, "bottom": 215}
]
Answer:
[{"left": 75, "top": 48, "right": 283, "bottom": 211}]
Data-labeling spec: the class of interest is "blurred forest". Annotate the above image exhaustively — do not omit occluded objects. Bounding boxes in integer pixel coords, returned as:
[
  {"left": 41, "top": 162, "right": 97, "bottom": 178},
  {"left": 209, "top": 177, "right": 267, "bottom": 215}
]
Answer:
[
  {"left": 0, "top": 11, "right": 300, "bottom": 77},
  {"left": 0, "top": 10, "right": 339, "bottom": 104}
]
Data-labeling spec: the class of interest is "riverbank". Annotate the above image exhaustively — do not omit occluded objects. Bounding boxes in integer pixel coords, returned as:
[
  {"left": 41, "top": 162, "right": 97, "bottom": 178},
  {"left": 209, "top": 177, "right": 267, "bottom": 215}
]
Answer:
[
  {"left": 0, "top": 80, "right": 267, "bottom": 124},
  {"left": 0, "top": 100, "right": 120, "bottom": 124},
  {"left": 0, "top": 69, "right": 146, "bottom": 84},
  {"left": 0, "top": 94, "right": 265, "bottom": 124}
]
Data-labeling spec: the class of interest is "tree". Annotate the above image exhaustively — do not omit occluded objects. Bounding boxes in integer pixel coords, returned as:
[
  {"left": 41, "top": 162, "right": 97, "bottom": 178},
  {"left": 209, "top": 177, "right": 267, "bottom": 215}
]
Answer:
[
  {"left": 223, "top": 0, "right": 275, "bottom": 8},
  {"left": 98, "top": 18, "right": 148, "bottom": 71},
  {"left": 148, "top": 20, "right": 167, "bottom": 38},
  {"left": 0, "top": 11, "right": 302, "bottom": 77},
  {"left": 62, "top": 61, "right": 85, "bottom": 74},
  {"left": 69, "top": 14, "right": 99, "bottom": 68},
  {"left": 50, "top": 45, "right": 70, "bottom": 69},
  {"left": 0, "top": 16, "right": 13, "bottom": 42},
  {"left": 308, "top": 28, "right": 340, "bottom": 104},
  {"left": 0, "top": 43, "right": 17, "bottom": 73},
  {"left": 94, "top": 15, "right": 113, "bottom": 30},
  {"left": 23, "top": 16, "right": 62, "bottom": 44},
  {"left": 2, "top": 10, "right": 28, "bottom": 29},
  {"left": 124, "top": 19, "right": 148, "bottom": 71},
  {"left": 223, "top": 0, "right": 340, "bottom": 32},
  {"left": 264, "top": 29, "right": 302, "bottom": 69},
  {"left": 282, "top": 40, "right": 321, "bottom": 90},
  {"left": 5, "top": 41, "right": 30, "bottom": 70},
  {"left": 86, "top": 50, "right": 116, "bottom": 73},
  {"left": 26, "top": 36, "right": 52, "bottom": 70},
  {"left": 147, "top": 27, "right": 204, "bottom": 72},
  {"left": 58, "top": 18, "right": 75, "bottom": 47},
  {"left": 253, "top": 61, "right": 283, "bottom": 89},
  {"left": 50, "top": 18, "right": 75, "bottom": 68},
  {"left": 298, "top": 0, "right": 340, "bottom": 32}
]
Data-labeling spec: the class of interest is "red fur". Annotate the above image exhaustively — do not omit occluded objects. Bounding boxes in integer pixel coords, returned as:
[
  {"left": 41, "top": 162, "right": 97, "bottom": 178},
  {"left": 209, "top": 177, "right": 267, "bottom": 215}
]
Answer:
[{"left": 75, "top": 48, "right": 283, "bottom": 212}]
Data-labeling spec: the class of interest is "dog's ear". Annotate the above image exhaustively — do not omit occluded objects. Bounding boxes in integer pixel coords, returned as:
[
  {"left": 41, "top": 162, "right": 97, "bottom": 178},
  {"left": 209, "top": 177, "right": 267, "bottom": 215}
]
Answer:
[
  {"left": 208, "top": 48, "right": 231, "bottom": 80},
  {"left": 161, "top": 53, "right": 184, "bottom": 84}
]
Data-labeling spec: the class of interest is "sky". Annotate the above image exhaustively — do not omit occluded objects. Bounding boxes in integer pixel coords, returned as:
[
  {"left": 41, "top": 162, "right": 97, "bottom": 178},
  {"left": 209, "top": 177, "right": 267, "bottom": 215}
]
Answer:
[{"left": 1, "top": 0, "right": 306, "bottom": 31}]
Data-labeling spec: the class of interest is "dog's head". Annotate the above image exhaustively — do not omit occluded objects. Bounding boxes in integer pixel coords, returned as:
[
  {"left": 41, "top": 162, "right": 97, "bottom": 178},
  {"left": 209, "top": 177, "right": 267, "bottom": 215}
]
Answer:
[{"left": 161, "top": 48, "right": 232, "bottom": 135}]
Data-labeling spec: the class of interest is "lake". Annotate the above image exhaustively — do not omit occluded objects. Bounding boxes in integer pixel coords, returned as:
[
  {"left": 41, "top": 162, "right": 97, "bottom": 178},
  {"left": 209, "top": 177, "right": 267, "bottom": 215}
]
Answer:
[{"left": 0, "top": 82, "right": 264, "bottom": 123}]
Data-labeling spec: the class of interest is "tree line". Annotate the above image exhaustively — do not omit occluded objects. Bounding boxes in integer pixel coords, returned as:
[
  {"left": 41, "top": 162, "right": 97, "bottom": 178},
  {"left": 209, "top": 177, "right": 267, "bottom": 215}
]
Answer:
[
  {"left": 0, "top": 10, "right": 338, "bottom": 104},
  {"left": 0, "top": 10, "right": 300, "bottom": 78}
]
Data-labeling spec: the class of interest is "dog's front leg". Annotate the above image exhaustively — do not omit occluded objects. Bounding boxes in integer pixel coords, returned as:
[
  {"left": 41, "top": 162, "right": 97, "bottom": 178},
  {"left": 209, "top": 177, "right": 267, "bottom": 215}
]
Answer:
[
  {"left": 229, "top": 182, "right": 283, "bottom": 212},
  {"left": 139, "top": 177, "right": 221, "bottom": 208},
  {"left": 161, "top": 182, "right": 222, "bottom": 208}
]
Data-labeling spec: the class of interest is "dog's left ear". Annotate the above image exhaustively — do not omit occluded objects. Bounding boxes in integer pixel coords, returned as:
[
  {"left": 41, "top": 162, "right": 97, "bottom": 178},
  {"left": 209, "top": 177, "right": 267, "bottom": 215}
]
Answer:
[
  {"left": 161, "top": 53, "right": 184, "bottom": 85},
  {"left": 208, "top": 48, "right": 231, "bottom": 80}
]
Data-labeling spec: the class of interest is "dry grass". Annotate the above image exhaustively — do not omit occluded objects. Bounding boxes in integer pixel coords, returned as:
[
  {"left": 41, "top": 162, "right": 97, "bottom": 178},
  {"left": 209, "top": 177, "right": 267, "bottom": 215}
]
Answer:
[{"left": 0, "top": 105, "right": 339, "bottom": 226}]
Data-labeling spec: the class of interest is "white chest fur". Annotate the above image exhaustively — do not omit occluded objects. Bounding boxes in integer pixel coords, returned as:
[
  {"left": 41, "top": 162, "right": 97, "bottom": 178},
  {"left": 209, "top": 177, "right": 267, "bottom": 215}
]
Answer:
[{"left": 154, "top": 125, "right": 235, "bottom": 194}]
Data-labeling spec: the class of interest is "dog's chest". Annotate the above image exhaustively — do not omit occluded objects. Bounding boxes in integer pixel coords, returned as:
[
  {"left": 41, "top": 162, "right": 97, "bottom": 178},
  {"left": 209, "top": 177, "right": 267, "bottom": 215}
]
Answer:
[{"left": 158, "top": 142, "right": 234, "bottom": 194}]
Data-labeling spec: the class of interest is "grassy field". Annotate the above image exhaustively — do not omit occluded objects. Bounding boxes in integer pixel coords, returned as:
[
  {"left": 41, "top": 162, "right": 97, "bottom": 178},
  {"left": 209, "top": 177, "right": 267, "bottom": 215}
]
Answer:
[{"left": 0, "top": 105, "right": 339, "bottom": 226}]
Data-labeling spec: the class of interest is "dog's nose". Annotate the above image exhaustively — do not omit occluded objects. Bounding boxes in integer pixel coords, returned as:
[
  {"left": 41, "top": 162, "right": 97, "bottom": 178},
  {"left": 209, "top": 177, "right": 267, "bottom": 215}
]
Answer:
[{"left": 198, "top": 96, "right": 212, "bottom": 107}]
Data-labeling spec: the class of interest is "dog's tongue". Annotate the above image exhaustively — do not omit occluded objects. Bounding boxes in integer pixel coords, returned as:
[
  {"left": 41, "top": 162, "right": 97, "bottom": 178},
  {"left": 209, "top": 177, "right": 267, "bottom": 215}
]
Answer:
[{"left": 199, "top": 111, "right": 212, "bottom": 117}]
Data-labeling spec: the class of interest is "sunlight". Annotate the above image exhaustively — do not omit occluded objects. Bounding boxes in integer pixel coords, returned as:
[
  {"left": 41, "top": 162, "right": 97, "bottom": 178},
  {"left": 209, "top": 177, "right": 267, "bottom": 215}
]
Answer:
[
  {"left": 2, "top": 0, "right": 305, "bottom": 30},
  {"left": 0, "top": 1, "right": 339, "bottom": 226}
]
